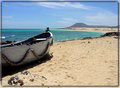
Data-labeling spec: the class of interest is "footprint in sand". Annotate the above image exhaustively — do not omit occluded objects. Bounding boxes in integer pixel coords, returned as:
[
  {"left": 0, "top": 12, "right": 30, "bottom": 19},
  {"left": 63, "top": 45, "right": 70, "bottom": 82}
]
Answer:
[
  {"left": 105, "top": 78, "right": 113, "bottom": 84},
  {"left": 109, "top": 65, "right": 115, "bottom": 70},
  {"left": 81, "top": 42, "right": 85, "bottom": 43},
  {"left": 109, "top": 70, "right": 117, "bottom": 74},
  {"left": 108, "top": 65, "right": 117, "bottom": 73},
  {"left": 109, "top": 60, "right": 117, "bottom": 65},
  {"left": 104, "top": 61, "right": 108, "bottom": 63},
  {"left": 65, "top": 74, "right": 76, "bottom": 81},
  {"left": 109, "top": 65, "right": 114, "bottom": 68}
]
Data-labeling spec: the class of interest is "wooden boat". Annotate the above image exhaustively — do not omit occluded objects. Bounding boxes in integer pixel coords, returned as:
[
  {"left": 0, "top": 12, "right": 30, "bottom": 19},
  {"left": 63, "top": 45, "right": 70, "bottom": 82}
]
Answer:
[{"left": 1, "top": 32, "right": 53, "bottom": 66}]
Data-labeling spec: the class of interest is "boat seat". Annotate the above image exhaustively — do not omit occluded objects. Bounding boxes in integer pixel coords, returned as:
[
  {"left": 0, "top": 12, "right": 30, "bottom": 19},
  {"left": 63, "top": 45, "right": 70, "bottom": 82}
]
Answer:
[{"left": 35, "top": 38, "right": 46, "bottom": 41}]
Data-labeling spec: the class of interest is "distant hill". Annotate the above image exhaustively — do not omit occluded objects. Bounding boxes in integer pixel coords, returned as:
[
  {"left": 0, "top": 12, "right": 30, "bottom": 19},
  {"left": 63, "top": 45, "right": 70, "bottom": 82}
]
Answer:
[{"left": 67, "top": 23, "right": 117, "bottom": 28}]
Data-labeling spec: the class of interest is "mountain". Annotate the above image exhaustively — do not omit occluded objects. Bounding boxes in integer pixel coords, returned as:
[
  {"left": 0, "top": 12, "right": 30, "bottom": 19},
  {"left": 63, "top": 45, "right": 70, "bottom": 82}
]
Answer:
[{"left": 67, "top": 23, "right": 117, "bottom": 28}]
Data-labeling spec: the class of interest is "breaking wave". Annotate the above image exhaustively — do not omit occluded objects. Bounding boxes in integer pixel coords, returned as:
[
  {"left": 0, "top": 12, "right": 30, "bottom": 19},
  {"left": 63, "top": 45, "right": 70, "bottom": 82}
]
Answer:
[{"left": 1, "top": 36, "right": 6, "bottom": 39}]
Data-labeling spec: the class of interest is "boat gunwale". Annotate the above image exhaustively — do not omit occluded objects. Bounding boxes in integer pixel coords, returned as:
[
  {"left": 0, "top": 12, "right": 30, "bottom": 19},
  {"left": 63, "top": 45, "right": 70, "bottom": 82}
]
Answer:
[{"left": 1, "top": 32, "right": 51, "bottom": 48}]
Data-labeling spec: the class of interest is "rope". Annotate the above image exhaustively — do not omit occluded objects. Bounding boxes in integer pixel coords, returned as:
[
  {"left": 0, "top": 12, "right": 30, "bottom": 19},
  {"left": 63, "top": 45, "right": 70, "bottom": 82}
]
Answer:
[{"left": 2, "top": 42, "right": 50, "bottom": 66}]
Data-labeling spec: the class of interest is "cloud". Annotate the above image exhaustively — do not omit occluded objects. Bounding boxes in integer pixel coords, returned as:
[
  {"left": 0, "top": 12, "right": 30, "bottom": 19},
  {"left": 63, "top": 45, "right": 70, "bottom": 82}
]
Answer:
[
  {"left": 2, "top": 19, "right": 42, "bottom": 28},
  {"left": 2, "top": 1, "right": 94, "bottom": 10},
  {"left": 58, "top": 18, "right": 78, "bottom": 24},
  {"left": 3, "top": 16, "right": 13, "bottom": 19},
  {"left": 84, "top": 12, "right": 117, "bottom": 26},
  {"left": 37, "top": 2, "right": 90, "bottom": 9},
  {"left": 2, "top": 1, "right": 90, "bottom": 10}
]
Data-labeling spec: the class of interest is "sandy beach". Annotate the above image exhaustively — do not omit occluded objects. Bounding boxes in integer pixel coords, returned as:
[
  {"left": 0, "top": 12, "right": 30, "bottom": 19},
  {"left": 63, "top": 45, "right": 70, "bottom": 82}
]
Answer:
[
  {"left": 2, "top": 34, "right": 118, "bottom": 86},
  {"left": 54, "top": 28, "right": 118, "bottom": 33}
]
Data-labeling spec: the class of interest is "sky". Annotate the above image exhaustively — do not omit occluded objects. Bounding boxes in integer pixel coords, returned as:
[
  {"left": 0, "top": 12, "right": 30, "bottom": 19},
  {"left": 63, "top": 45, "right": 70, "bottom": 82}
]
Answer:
[{"left": 2, "top": 1, "right": 118, "bottom": 29}]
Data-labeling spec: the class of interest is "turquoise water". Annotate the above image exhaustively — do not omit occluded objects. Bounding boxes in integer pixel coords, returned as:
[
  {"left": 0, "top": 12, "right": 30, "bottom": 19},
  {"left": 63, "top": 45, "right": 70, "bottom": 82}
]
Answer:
[{"left": 1, "top": 29, "right": 104, "bottom": 42}]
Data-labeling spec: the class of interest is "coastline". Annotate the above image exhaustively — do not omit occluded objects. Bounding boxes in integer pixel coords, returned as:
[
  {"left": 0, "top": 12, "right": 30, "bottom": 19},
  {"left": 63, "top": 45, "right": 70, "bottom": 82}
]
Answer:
[{"left": 52, "top": 27, "right": 118, "bottom": 33}]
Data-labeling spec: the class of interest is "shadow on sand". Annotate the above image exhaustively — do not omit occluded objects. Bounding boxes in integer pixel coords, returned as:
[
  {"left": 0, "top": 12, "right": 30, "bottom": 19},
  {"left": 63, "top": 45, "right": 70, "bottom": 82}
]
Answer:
[{"left": 2, "top": 53, "right": 53, "bottom": 77}]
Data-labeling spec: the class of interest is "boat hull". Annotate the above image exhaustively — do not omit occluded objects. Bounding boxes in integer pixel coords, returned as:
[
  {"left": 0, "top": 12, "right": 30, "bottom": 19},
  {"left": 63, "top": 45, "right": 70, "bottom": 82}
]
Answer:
[{"left": 1, "top": 32, "right": 53, "bottom": 66}]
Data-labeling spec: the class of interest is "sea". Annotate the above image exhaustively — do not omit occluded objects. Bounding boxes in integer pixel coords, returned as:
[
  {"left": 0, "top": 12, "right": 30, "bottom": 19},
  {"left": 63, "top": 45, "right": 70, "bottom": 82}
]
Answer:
[{"left": 1, "top": 29, "right": 105, "bottom": 42}]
